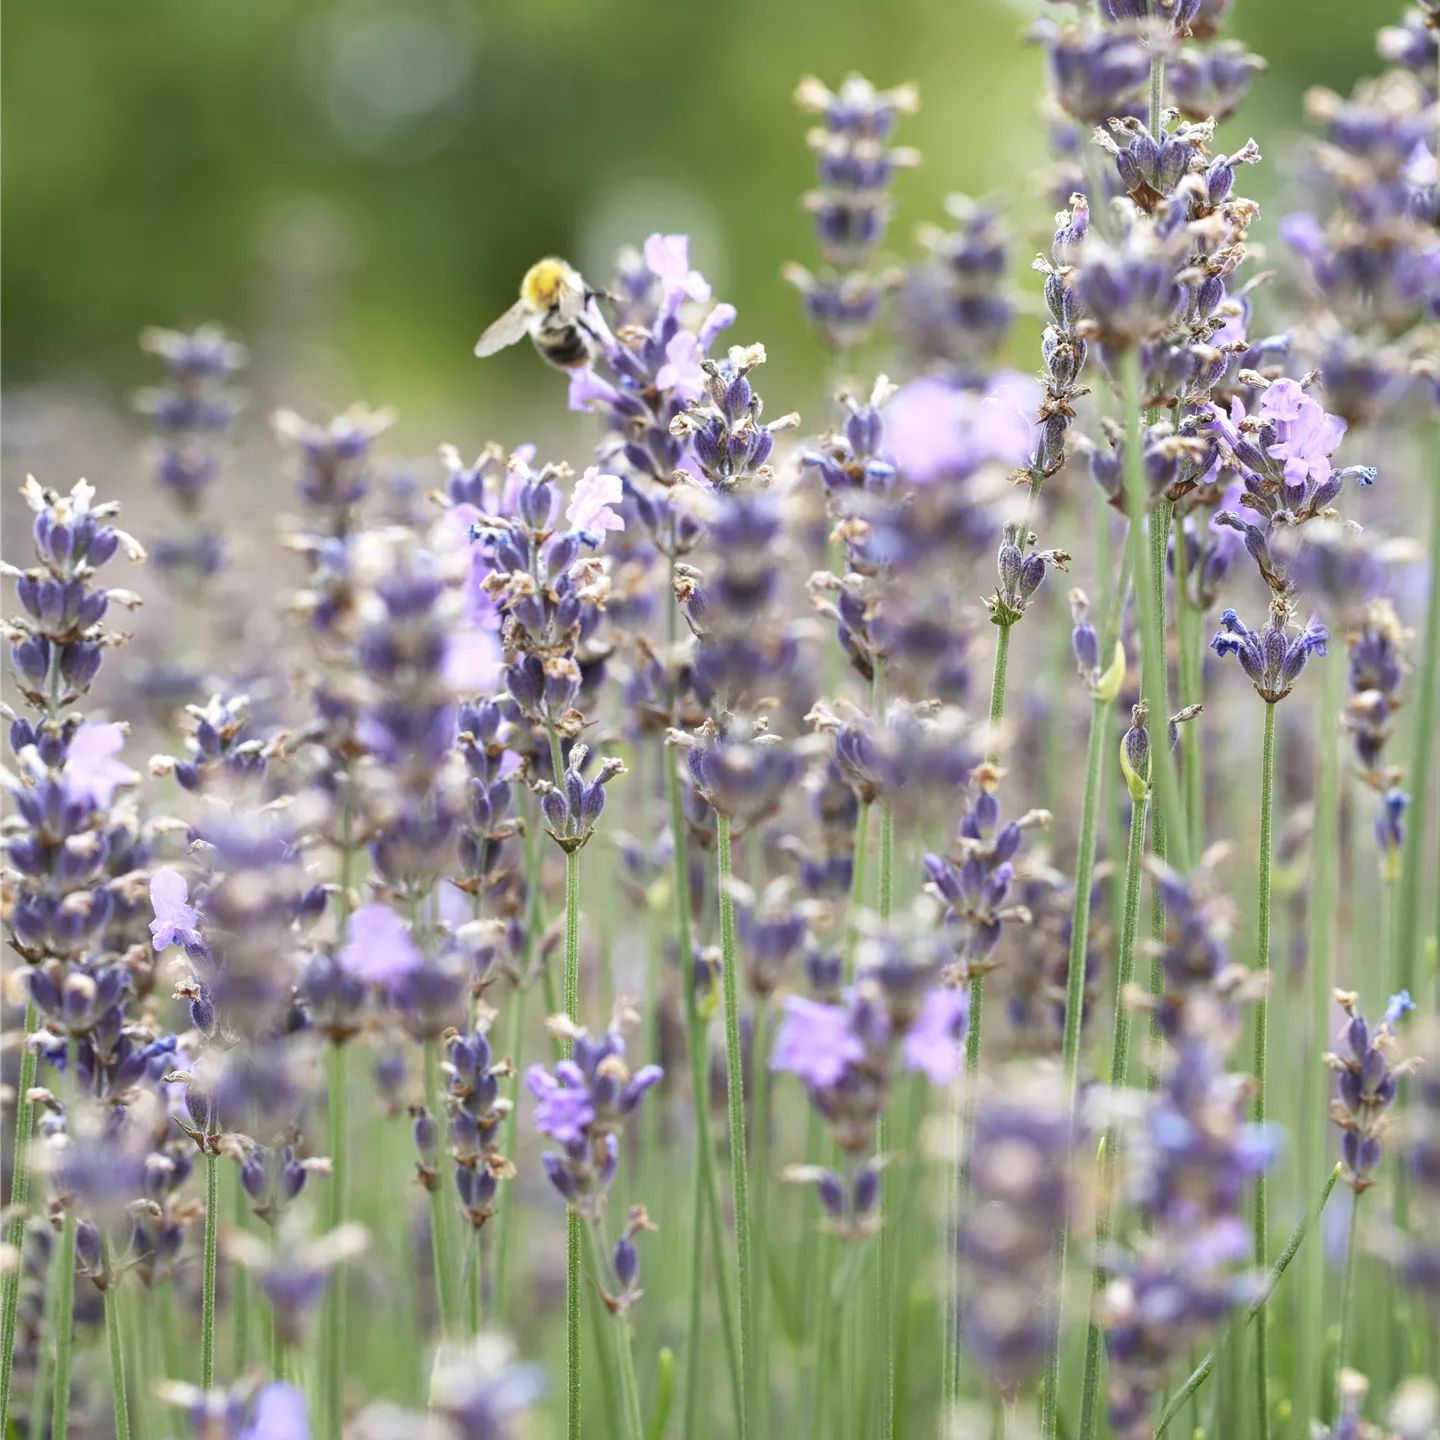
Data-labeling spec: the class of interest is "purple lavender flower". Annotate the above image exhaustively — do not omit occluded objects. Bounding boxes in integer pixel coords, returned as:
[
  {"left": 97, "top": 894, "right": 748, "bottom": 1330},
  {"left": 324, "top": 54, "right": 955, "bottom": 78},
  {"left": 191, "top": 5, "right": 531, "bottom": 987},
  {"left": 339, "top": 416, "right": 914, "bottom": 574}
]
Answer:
[
  {"left": 339, "top": 903, "right": 423, "bottom": 984},
  {"left": 149, "top": 867, "right": 202, "bottom": 952},
  {"left": 526, "top": 1019, "right": 661, "bottom": 1216},
  {"left": 565, "top": 467, "right": 626, "bottom": 541},
  {"left": 771, "top": 995, "right": 867, "bottom": 1089},
  {"left": 63, "top": 722, "right": 138, "bottom": 809},
  {"left": 1325, "top": 988, "right": 1417, "bottom": 1191},
  {"left": 899, "top": 986, "right": 969, "bottom": 1084},
  {"left": 1211, "top": 598, "right": 1329, "bottom": 703},
  {"left": 1099, "top": 1038, "right": 1280, "bottom": 1436}
]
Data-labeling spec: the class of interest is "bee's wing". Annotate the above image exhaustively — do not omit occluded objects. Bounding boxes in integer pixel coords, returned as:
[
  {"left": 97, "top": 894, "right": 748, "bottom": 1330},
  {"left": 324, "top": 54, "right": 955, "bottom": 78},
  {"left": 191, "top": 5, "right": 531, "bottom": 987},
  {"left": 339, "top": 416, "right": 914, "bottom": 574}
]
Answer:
[{"left": 474, "top": 299, "right": 533, "bottom": 358}]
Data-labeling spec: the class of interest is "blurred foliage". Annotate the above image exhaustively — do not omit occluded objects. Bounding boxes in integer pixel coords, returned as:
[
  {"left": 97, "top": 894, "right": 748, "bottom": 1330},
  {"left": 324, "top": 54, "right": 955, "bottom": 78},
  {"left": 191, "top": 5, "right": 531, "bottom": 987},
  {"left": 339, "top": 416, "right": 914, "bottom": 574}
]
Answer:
[{"left": 1, "top": 0, "right": 1393, "bottom": 442}]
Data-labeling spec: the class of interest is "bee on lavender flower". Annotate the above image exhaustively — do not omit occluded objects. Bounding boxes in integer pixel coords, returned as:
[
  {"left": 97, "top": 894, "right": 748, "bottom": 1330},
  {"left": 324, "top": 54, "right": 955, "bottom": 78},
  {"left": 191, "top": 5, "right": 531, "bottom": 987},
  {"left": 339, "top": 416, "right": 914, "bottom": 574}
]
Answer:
[{"left": 474, "top": 258, "right": 606, "bottom": 370}]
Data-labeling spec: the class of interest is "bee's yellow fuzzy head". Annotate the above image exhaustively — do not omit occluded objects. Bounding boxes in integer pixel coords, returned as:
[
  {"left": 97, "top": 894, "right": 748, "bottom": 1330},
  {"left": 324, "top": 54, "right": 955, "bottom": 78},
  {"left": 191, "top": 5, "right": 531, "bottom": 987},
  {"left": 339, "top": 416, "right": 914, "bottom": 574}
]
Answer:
[{"left": 521, "top": 258, "right": 572, "bottom": 310}]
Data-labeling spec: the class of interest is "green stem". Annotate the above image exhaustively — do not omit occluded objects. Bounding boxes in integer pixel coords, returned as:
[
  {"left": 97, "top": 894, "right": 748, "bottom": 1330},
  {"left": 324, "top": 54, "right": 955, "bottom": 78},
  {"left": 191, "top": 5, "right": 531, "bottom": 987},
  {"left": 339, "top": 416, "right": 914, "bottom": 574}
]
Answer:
[
  {"left": 752, "top": 996, "right": 772, "bottom": 1440},
  {"left": 52, "top": 1204, "right": 78, "bottom": 1439},
  {"left": 1254, "top": 701, "right": 1276, "bottom": 1440},
  {"left": 1173, "top": 513, "right": 1205, "bottom": 861},
  {"left": 28, "top": 1224, "right": 60, "bottom": 1440},
  {"left": 1043, "top": 694, "right": 1114, "bottom": 1439},
  {"left": 563, "top": 841, "right": 583, "bottom": 1440},
  {"left": 494, "top": 787, "right": 544, "bottom": 1321},
  {"left": 845, "top": 801, "right": 871, "bottom": 978},
  {"left": 423, "top": 1038, "right": 454, "bottom": 1338},
  {"left": 1397, "top": 456, "right": 1440, "bottom": 997},
  {"left": 716, "top": 813, "right": 753, "bottom": 1440},
  {"left": 1155, "top": 1164, "right": 1342, "bottom": 1437},
  {"left": 1078, "top": 787, "right": 1150, "bottom": 1440},
  {"left": 324, "top": 1039, "right": 348, "bottom": 1435},
  {"left": 233, "top": 1170, "right": 249, "bottom": 1379},
  {"left": 0, "top": 999, "right": 38, "bottom": 1430},
  {"left": 986, "top": 622, "right": 1012, "bottom": 765},
  {"left": 665, "top": 744, "right": 744, "bottom": 1435},
  {"left": 1119, "top": 356, "right": 1187, "bottom": 878},
  {"left": 103, "top": 1241, "right": 131, "bottom": 1440},
  {"left": 809, "top": 1233, "right": 836, "bottom": 1439},
  {"left": 1336, "top": 1191, "right": 1361, "bottom": 1384},
  {"left": 1299, "top": 649, "right": 1343, "bottom": 1437}
]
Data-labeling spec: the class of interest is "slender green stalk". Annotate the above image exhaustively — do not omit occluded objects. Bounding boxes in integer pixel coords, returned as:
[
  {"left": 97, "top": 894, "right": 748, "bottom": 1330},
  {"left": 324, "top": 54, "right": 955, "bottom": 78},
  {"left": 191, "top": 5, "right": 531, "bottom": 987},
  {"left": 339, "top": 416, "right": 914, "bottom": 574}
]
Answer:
[
  {"left": 877, "top": 662, "right": 897, "bottom": 1440},
  {"left": 845, "top": 801, "right": 871, "bottom": 976},
  {"left": 28, "top": 1226, "right": 60, "bottom": 1440},
  {"left": 1154, "top": 1164, "right": 1342, "bottom": 1437},
  {"left": 987, "top": 622, "right": 1012, "bottom": 766},
  {"left": 102, "top": 1240, "right": 132, "bottom": 1440},
  {"left": 948, "top": 619, "right": 1014, "bottom": 1409},
  {"left": 1254, "top": 700, "right": 1276, "bottom": 1440},
  {"left": 582, "top": 1222, "right": 643, "bottom": 1440},
  {"left": 616, "top": 1317, "right": 646, "bottom": 1440},
  {"left": 1397, "top": 459, "right": 1440, "bottom": 996},
  {"left": 423, "top": 1038, "right": 454, "bottom": 1338},
  {"left": 809, "top": 1232, "right": 836, "bottom": 1439},
  {"left": 52, "top": 1206, "right": 78, "bottom": 1440},
  {"left": 1336, "top": 1191, "right": 1361, "bottom": 1385},
  {"left": 1119, "top": 355, "right": 1187, "bottom": 879},
  {"left": 1298, "top": 648, "right": 1343, "bottom": 1437},
  {"left": 323, "top": 1038, "right": 349, "bottom": 1434},
  {"left": 752, "top": 995, "right": 773, "bottom": 1440},
  {"left": 1078, "top": 787, "right": 1150, "bottom": 1440},
  {"left": 0, "top": 997, "right": 38, "bottom": 1432},
  {"left": 648, "top": 1348, "right": 675, "bottom": 1440},
  {"left": 1173, "top": 514, "right": 1205, "bottom": 862},
  {"left": 563, "top": 842, "right": 582, "bottom": 1440},
  {"left": 716, "top": 812, "right": 753, "bottom": 1440},
  {"left": 493, "top": 790, "right": 544, "bottom": 1318},
  {"left": 683, "top": 1123, "right": 707, "bottom": 1440},
  {"left": 232, "top": 1169, "right": 250, "bottom": 1378},
  {"left": 1041, "top": 692, "right": 1114, "bottom": 1439},
  {"left": 665, "top": 743, "right": 744, "bottom": 1435}
]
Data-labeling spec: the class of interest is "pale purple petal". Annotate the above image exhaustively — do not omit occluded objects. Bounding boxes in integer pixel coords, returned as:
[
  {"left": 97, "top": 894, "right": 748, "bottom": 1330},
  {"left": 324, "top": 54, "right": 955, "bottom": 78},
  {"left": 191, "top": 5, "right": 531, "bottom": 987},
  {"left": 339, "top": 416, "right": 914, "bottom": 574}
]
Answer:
[
  {"left": 339, "top": 904, "right": 423, "bottom": 983},
  {"left": 901, "top": 987, "right": 970, "bottom": 1085},
  {"left": 241, "top": 1383, "right": 310, "bottom": 1440},
  {"left": 64, "top": 722, "right": 137, "bottom": 809}
]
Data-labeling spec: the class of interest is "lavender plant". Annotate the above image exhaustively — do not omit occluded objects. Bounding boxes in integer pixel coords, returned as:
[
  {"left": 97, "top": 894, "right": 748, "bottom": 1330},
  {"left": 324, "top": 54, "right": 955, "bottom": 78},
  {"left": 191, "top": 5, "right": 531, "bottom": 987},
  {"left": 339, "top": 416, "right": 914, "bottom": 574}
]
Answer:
[{"left": 4, "top": 5, "right": 1439, "bottom": 1438}]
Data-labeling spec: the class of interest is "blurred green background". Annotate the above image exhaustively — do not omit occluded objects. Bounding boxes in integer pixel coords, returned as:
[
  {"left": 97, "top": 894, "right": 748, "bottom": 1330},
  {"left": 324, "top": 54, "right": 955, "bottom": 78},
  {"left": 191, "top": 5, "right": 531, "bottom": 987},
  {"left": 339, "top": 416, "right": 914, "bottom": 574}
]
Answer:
[{"left": 0, "top": 0, "right": 1394, "bottom": 449}]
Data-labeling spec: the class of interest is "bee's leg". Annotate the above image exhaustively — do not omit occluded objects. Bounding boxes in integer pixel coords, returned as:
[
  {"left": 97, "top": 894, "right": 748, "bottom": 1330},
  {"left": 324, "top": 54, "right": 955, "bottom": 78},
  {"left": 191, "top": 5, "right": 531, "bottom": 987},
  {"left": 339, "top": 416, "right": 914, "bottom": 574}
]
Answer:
[{"left": 584, "top": 286, "right": 614, "bottom": 305}]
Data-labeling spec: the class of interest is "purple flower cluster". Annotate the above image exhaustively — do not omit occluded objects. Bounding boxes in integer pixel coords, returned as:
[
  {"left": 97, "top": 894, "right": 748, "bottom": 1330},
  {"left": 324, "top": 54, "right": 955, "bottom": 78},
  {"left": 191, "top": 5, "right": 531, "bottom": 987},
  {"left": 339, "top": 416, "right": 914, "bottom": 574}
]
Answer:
[{"left": 1325, "top": 989, "right": 1417, "bottom": 1191}]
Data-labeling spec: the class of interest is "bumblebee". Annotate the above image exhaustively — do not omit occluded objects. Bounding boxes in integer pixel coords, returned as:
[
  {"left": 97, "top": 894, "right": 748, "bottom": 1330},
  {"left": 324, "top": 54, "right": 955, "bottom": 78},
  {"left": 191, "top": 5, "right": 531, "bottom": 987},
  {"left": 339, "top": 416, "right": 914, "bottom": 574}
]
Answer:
[{"left": 474, "top": 258, "right": 602, "bottom": 370}]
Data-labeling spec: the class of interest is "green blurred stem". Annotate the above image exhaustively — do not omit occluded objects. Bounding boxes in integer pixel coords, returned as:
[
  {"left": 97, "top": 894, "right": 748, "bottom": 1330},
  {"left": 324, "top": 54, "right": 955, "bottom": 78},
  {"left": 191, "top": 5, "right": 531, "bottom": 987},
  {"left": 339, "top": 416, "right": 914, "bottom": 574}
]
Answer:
[
  {"left": 1042, "top": 690, "right": 1114, "bottom": 1440},
  {"left": 1253, "top": 700, "right": 1276, "bottom": 1440},
  {"left": 648, "top": 1348, "right": 675, "bottom": 1440},
  {"left": 845, "top": 801, "right": 871, "bottom": 978},
  {"left": 1119, "top": 352, "right": 1186, "bottom": 876},
  {"left": 562, "top": 833, "right": 582, "bottom": 1440},
  {"left": 322, "top": 792, "right": 354, "bottom": 1437},
  {"left": 493, "top": 787, "right": 545, "bottom": 1321},
  {"left": 584, "top": 1223, "right": 643, "bottom": 1440},
  {"left": 1336, "top": 1190, "right": 1361, "bottom": 1388},
  {"left": 53, "top": 1038, "right": 81, "bottom": 1440},
  {"left": 716, "top": 812, "right": 753, "bottom": 1440},
  {"left": 28, "top": 1223, "right": 60, "bottom": 1440},
  {"left": 752, "top": 994, "right": 773, "bottom": 1440},
  {"left": 423, "top": 1038, "right": 455, "bottom": 1339},
  {"left": 1155, "top": 1164, "right": 1342, "bottom": 1437},
  {"left": 0, "top": 997, "right": 38, "bottom": 1432},
  {"left": 323, "top": 1039, "right": 348, "bottom": 1435},
  {"left": 1173, "top": 515, "right": 1205, "bottom": 860},
  {"left": 1078, "top": 786, "right": 1150, "bottom": 1440},
  {"left": 986, "top": 621, "right": 1011, "bottom": 767},
  {"left": 103, "top": 1239, "right": 131, "bottom": 1440},
  {"left": 665, "top": 739, "right": 744, "bottom": 1436},
  {"left": 875, "top": 658, "right": 897, "bottom": 1440},
  {"left": 1300, "top": 655, "right": 1343, "bottom": 1436},
  {"left": 1397, "top": 444, "right": 1440, "bottom": 997},
  {"left": 947, "top": 617, "right": 1014, "bottom": 1410}
]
